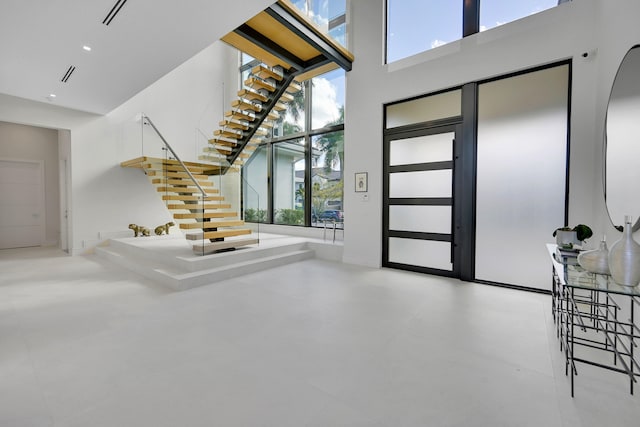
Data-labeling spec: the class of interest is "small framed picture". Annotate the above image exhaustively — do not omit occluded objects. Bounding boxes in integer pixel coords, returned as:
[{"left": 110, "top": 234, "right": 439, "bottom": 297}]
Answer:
[{"left": 355, "top": 172, "right": 368, "bottom": 192}]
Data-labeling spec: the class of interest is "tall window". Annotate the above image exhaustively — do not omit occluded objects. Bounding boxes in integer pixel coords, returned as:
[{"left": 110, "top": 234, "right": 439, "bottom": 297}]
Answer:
[
  {"left": 241, "top": 0, "right": 346, "bottom": 228},
  {"left": 274, "top": 139, "right": 306, "bottom": 225},
  {"left": 243, "top": 69, "right": 346, "bottom": 228},
  {"left": 480, "top": 0, "right": 560, "bottom": 32},
  {"left": 386, "top": 0, "right": 569, "bottom": 63},
  {"left": 290, "top": 0, "right": 347, "bottom": 47},
  {"left": 387, "top": 0, "right": 461, "bottom": 63}
]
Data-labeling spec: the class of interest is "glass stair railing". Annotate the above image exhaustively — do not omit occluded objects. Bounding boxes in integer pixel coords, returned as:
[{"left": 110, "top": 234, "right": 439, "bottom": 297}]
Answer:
[{"left": 120, "top": 114, "right": 258, "bottom": 255}]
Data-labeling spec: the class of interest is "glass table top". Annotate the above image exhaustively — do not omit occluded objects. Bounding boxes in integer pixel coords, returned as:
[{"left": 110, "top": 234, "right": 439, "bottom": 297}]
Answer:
[{"left": 547, "top": 244, "right": 640, "bottom": 297}]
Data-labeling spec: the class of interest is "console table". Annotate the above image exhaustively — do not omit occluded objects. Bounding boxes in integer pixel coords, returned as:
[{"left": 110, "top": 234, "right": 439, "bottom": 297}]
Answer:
[{"left": 547, "top": 244, "right": 640, "bottom": 397}]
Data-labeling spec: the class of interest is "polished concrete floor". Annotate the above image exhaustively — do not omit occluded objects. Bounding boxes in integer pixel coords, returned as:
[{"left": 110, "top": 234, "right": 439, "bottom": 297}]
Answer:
[{"left": 1, "top": 246, "right": 639, "bottom": 426}]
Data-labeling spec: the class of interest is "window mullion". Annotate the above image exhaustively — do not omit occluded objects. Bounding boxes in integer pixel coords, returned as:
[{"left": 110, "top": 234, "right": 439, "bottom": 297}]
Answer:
[{"left": 463, "top": 0, "right": 480, "bottom": 37}]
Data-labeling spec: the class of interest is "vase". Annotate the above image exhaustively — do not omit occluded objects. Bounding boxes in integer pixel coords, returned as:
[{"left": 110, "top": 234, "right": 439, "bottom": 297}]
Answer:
[
  {"left": 577, "top": 238, "right": 610, "bottom": 275},
  {"left": 608, "top": 216, "right": 640, "bottom": 286}
]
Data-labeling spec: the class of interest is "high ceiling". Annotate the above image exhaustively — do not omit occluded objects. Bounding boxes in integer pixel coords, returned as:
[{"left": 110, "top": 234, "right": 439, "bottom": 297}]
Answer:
[{"left": 0, "top": 0, "right": 274, "bottom": 114}]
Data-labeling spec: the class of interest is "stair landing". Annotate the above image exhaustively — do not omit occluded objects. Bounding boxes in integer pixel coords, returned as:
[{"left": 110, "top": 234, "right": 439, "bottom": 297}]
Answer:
[{"left": 94, "top": 233, "right": 336, "bottom": 291}]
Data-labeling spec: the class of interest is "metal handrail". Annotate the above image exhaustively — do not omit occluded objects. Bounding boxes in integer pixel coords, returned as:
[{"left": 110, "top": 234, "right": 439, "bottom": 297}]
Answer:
[{"left": 143, "top": 115, "right": 207, "bottom": 198}]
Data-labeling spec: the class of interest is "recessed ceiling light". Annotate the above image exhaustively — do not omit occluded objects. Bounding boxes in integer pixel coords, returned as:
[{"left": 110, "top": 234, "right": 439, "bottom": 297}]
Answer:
[
  {"left": 49, "top": 94, "right": 56, "bottom": 98},
  {"left": 82, "top": 45, "right": 92, "bottom": 52}
]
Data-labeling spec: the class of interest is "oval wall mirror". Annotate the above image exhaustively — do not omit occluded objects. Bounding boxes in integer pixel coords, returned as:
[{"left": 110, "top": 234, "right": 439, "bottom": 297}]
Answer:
[{"left": 605, "top": 45, "right": 640, "bottom": 231}]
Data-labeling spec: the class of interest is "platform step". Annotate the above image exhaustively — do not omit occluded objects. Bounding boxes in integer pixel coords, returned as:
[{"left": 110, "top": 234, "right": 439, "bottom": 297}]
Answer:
[{"left": 191, "top": 237, "right": 260, "bottom": 254}]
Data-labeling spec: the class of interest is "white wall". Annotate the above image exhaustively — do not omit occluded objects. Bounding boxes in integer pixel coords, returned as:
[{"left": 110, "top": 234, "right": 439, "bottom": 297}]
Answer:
[
  {"left": 2, "top": 0, "right": 639, "bottom": 263},
  {"left": 67, "top": 41, "right": 239, "bottom": 253},
  {"left": 343, "top": 0, "right": 640, "bottom": 268},
  {"left": 0, "top": 121, "right": 60, "bottom": 246},
  {"left": 58, "top": 129, "right": 72, "bottom": 252},
  {"left": 0, "top": 41, "right": 240, "bottom": 254}
]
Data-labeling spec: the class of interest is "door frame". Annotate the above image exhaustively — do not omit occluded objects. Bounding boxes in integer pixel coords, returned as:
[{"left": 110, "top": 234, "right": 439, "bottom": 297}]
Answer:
[{"left": 382, "top": 118, "right": 463, "bottom": 278}]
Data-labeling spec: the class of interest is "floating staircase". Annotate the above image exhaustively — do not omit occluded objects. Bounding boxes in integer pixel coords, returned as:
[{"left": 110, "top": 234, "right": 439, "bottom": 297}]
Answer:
[
  {"left": 120, "top": 0, "right": 353, "bottom": 256},
  {"left": 202, "top": 63, "right": 302, "bottom": 173},
  {"left": 121, "top": 156, "right": 257, "bottom": 255}
]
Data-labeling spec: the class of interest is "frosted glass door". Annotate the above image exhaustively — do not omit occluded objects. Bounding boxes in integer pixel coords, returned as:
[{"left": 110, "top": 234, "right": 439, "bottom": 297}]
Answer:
[
  {"left": 385, "top": 128, "right": 457, "bottom": 274},
  {"left": 475, "top": 64, "right": 569, "bottom": 290}
]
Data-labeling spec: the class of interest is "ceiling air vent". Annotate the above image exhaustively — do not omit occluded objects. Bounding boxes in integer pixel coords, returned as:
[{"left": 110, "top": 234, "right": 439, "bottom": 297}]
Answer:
[
  {"left": 61, "top": 65, "right": 76, "bottom": 83},
  {"left": 103, "top": 0, "right": 128, "bottom": 26}
]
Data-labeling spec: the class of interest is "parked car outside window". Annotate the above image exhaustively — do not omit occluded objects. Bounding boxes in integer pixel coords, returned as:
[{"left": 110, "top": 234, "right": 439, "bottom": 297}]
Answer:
[{"left": 318, "top": 210, "right": 343, "bottom": 222}]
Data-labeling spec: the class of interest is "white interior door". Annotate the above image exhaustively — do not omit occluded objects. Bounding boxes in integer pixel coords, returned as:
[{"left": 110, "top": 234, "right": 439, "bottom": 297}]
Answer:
[{"left": 0, "top": 159, "right": 45, "bottom": 249}]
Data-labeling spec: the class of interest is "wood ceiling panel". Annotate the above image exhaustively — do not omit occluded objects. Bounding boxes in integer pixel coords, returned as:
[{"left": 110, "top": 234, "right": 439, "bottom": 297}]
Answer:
[
  {"left": 247, "top": 12, "right": 321, "bottom": 62},
  {"left": 221, "top": 32, "right": 288, "bottom": 68}
]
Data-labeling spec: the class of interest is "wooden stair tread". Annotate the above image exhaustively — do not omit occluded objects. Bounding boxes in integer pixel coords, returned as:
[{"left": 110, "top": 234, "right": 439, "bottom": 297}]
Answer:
[
  {"left": 203, "top": 145, "right": 232, "bottom": 153},
  {"left": 120, "top": 156, "right": 147, "bottom": 168},
  {"left": 214, "top": 129, "right": 244, "bottom": 138},
  {"left": 245, "top": 76, "right": 276, "bottom": 92},
  {"left": 185, "top": 228, "right": 252, "bottom": 240},
  {"left": 156, "top": 186, "right": 219, "bottom": 194},
  {"left": 238, "top": 88, "right": 269, "bottom": 103},
  {"left": 279, "top": 92, "right": 294, "bottom": 103},
  {"left": 167, "top": 203, "right": 232, "bottom": 210},
  {"left": 123, "top": 156, "right": 219, "bottom": 172},
  {"left": 197, "top": 155, "right": 230, "bottom": 164},
  {"left": 286, "top": 81, "right": 302, "bottom": 93},
  {"left": 251, "top": 64, "right": 284, "bottom": 81},
  {"left": 267, "top": 111, "right": 280, "bottom": 120},
  {"left": 226, "top": 110, "right": 256, "bottom": 121},
  {"left": 173, "top": 212, "right": 238, "bottom": 219},
  {"left": 219, "top": 118, "right": 250, "bottom": 130},
  {"left": 162, "top": 195, "right": 225, "bottom": 201},
  {"left": 151, "top": 178, "right": 213, "bottom": 186},
  {"left": 231, "top": 98, "right": 262, "bottom": 112},
  {"left": 209, "top": 136, "right": 238, "bottom": 146},
  {"left": 179, "top": 220, "right": 246, "bottom": 230},
  {"left": 147, "top": 171, "right": 210, "bottom": 179},
  {"left": 144, "top": 163, "right": 209, "bottom": 174},
  {"left": 273, "top": 102, "right": 287, "bottom": 111}
]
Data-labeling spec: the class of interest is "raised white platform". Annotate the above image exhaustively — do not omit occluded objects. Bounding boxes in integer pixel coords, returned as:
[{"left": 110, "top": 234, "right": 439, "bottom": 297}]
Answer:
[{"left": 95, "top": 233, "right": 343, "bottom": 291}]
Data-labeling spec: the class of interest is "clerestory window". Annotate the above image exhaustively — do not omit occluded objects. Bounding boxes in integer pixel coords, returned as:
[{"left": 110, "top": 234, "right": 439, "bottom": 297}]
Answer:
[{"left": 386, "top": 0, "right": 570, "bottom": 64}]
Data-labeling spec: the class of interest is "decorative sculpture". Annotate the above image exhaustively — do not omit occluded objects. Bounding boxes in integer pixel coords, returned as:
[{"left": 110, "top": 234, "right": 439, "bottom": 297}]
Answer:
[
  {"left": 154, "top": 221, "right": 175, "bottom": 235},
  {"left": 128, "top": 223, "right": 150, "bottom": 237}
]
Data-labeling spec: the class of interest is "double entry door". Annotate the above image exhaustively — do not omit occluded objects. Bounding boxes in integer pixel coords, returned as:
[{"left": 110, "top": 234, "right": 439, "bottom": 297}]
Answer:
[{"left": 383, "top": 123, "right": 463, "bottom": 277}]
